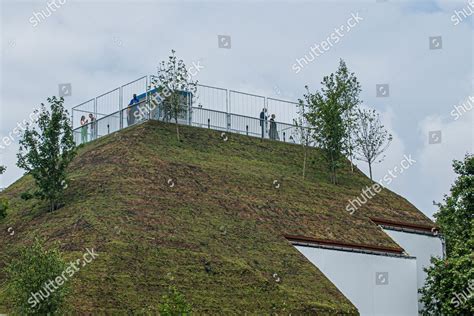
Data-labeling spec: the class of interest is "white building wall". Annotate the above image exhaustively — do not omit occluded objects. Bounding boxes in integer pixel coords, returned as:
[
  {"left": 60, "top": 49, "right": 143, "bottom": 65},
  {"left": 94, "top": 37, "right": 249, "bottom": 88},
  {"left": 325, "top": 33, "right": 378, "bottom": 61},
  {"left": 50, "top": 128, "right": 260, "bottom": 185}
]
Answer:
[
  {"left": 295, "top": 246, "right": 418, "bottom": 316},
  {"left": 383, "top": 229, "right": 444, "bottom": 312}
]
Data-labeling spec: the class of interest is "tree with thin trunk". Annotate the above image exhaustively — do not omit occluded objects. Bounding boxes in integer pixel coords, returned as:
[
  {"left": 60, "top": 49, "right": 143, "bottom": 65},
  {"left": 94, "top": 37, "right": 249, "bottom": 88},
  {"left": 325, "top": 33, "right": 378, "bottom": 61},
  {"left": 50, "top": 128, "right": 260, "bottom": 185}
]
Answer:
[
  {"left": 294, "top": 100, "right": 312, "bottom": 180},
  {"left": 303, "top": 59, "right": 361, "bottom": 184},
  {"left": 17, "top": 97, "right": 76, "bottom": 212},
  {"left": 150, "top": 50, "right": 197, "bottom": 142},
  {"left": 352, "top": 108, "right": 392, "bottom": 180}
]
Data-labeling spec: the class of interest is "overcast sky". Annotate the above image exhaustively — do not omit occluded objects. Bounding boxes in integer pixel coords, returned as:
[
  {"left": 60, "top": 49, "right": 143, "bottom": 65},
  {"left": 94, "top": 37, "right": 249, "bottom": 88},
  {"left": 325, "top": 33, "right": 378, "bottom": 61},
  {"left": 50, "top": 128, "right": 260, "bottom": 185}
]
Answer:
[{"left": 1, "top": 0, "right": 473, "bottom": 219}]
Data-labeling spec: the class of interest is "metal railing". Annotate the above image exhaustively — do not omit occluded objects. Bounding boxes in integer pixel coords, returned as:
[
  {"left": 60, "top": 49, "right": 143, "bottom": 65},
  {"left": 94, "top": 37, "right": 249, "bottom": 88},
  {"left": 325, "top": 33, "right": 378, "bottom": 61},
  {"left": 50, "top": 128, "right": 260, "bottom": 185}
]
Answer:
[
  {"left": 73, "top": 100, "right": 311, "bottom": 147},
  {"left": 71, "top": 75, "right": 310, "bottom": 146},
  {"left": 96, "top": 87, "right": 120, "bottom": 120},
  {"left": 195, "top": 84, "right": 228, "bottom": 113},
  {"left": 267, "top": 98, "right": 299, "bottom": 125},
  {"left": 72, "top": 76, "right": 302, "bottom": 129},
  {"left": 229, "top": 90, "right": 266, "bottom": 118}
]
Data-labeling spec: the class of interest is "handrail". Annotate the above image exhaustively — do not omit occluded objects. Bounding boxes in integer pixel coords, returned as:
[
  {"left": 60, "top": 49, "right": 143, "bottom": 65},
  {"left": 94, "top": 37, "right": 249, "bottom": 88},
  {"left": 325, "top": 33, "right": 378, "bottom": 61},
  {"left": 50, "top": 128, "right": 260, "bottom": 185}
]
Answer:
[
  {"left": 73, "top": 101, "right": 147, "bottom": 131},
  {"left": 121, "top": 75, "right": 147, "bottom": 88},
  {"left": 70, "top": 76, "right": 314, "bottom": 144},
  {"left": 72, "top": 76, "right": 300, "bottom": 119},
  {"left": 73, "top": 109, "right": 110, "bottom": 117},
  {"left": 197, "top": 83, "right": 227, "bottom": 91},
  {"left": 267, "top": 97, "right": 299, "bottom": 105},
  {"left": 96, "top": 87, "right": 120, "bottom": 99},
  {"left": 229, "top": 89, "right": 266, "bottom": 99},
  {"left": 73, "top": 102, "right": 302, "bottom": 133},
  {"left": 191, "top": 106, "right": 300, "bottom": 128},
  {"left": 72, "top": 99, "right": 315, "bottom": 150},
  {"left": 72, "top": 98, "right": 95, "bottom": 110}
]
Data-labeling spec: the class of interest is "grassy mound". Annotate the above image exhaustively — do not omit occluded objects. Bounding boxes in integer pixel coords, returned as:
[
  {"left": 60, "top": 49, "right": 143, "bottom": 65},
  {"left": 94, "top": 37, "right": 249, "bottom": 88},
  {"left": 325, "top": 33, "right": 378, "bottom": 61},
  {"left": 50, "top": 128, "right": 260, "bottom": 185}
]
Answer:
[{"left": 0, "top": 120, "right": 433, "bottom": 314}]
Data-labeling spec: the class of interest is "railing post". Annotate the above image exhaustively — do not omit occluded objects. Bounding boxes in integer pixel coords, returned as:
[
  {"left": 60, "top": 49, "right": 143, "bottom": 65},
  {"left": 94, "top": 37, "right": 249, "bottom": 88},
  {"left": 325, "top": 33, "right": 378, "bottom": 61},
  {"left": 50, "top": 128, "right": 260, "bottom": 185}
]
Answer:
[
  {"left": 226, "top": 89, "right": 229, "bottom": 115},
  {"left": 283, "top": 132, "right": 286, "bottom": 142},
  {"left": 187, "top": 93, "right": 191, "bottom": 126},
  {"left": 208, "top": 118, "right": 210, "bottom": 129},
  {"left": 93, "top": 98, "right": 97, "bottom": 121},
  {"left": 226, "top": 90, "right": 230, "bottom": 131},
  {"left": 119, "top": 87, "right": 123, "bottom": 129},
  {"left": 246, "top": 125, "right": 249, "bottom": 136},
  {"left": 146, "top": 75, "right": 150, "bottom": 121},
  {"left": 93, "top": 98, "right": 97, "bottom": 139}
]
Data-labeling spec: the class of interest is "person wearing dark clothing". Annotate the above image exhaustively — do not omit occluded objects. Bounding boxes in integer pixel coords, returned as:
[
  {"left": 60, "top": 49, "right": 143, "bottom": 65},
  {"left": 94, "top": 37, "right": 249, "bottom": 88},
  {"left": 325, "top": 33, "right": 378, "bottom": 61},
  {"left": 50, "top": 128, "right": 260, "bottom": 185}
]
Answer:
[
  {"left": 259, "top": 108, "right": 268, "bottom": 138},
  {"left": 89, "top": 113, "right": 96, "bottom": 140},
  {"left": 269, "top": 114, "right": 279, "bottom": 140},
  {"left": 127, "top": 94, "right": 140, "bottom": 126}
]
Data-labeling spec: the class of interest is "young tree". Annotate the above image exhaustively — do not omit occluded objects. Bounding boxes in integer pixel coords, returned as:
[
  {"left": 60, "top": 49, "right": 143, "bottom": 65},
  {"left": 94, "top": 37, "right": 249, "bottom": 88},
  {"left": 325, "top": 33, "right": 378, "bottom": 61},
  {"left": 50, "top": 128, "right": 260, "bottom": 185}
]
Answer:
[
  {"left": 150, "top": 50, "right": 198, "bottom": 141},
  {"left": 352, "top": 108, "right": 392, "bottom": 180},
  {"left": 303, "top": 59, "right": 361, "bottom": 184},
  {"left": 420, "top": 154, "right": 473, "bottom": 315},
  {"left": 17, "top": 97, "right": 76, "bottom": 212},
  {"left": 5, "top": 238, "right": 69, "bottom": 315},
  {"left": 294, "top": 101, "right": 312, "bottom": 180}
]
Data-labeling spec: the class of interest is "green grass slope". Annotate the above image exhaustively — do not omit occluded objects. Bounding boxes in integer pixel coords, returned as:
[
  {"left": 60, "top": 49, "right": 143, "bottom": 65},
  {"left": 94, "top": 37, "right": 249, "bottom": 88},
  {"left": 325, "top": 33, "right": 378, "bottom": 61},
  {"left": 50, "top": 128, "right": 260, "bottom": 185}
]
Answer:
[{"left": 0, "top": 120, "right": 433, "bottom": 314}]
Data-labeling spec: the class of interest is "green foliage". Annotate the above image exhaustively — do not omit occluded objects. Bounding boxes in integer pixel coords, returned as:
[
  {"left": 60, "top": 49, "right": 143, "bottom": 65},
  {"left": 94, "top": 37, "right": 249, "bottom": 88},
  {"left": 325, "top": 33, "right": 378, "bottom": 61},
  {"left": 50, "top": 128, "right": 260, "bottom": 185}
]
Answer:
[
  {"left": 435, "top": 154, "right": 473, "bottom": 255},
  {"left": 17, "top": 97, "right": 76, "bottom": 212},
  {"left": 4, "top": 238, "right": 69, "bottom": 315},
  {"left": 420, "top": 154, "right": 474, "bottom": 315},
  {"left": 352, "top": 108, "right": 392, "bottom": 180},
  {"left": 150, "top": 49, "right": 198, "bottom": 142},
  {"left": 302, "top": 59, "right": 361, "bottom": 184},
  {"left": 0, "top": 197, "right": 8, "bottom": 219},
  {"left": 20, "top": 191, "right": 34, "bottom": 201},
  {"left": 158, "top": 286, "right": 192, "bottom": 315}
]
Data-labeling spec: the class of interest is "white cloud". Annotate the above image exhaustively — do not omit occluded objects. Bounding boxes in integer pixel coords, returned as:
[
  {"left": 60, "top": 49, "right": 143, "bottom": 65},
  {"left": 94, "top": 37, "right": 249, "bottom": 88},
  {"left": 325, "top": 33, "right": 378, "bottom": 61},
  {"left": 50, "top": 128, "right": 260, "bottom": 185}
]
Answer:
[{"left": 416, "top": 101, "right": 473, "bottom": 211}]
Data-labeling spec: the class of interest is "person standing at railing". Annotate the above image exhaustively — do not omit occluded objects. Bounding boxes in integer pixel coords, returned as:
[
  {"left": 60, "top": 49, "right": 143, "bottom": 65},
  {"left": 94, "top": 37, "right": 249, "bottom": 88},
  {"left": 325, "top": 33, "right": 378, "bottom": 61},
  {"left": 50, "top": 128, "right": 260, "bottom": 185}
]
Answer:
[
  {"left": 269, "top": 114, "right": 279, "bottom": 140},
  {"left": 259, "top": 108, "right": 268, "bottom": 138},
  {"left": 89, "top": 113, "right": 96, "bottom": 140},
  {"left": 80, "top": 115, "right": 88, "bottom": 143},
  {"left": 127, "top": 94, "right": 140, "bottom": 126}
]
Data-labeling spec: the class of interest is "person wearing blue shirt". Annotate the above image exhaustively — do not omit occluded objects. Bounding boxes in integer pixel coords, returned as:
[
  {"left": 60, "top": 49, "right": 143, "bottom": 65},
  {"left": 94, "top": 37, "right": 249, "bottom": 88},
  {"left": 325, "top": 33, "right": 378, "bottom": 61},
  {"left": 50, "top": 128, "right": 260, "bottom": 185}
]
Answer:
[{"left": 127, "top": 94, "right": 140, "bottom": 126}]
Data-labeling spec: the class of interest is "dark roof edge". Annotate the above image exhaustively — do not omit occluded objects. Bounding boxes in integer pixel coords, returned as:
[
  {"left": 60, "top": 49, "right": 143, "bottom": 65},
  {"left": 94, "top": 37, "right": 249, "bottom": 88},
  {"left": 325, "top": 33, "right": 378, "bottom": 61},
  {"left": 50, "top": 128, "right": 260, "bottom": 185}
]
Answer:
[
  {"left": 370, "top": 217, "right": 438, "bottom": 235},
  {"left": 284, "top": 234, "right": 405, "bottom": 256}
]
